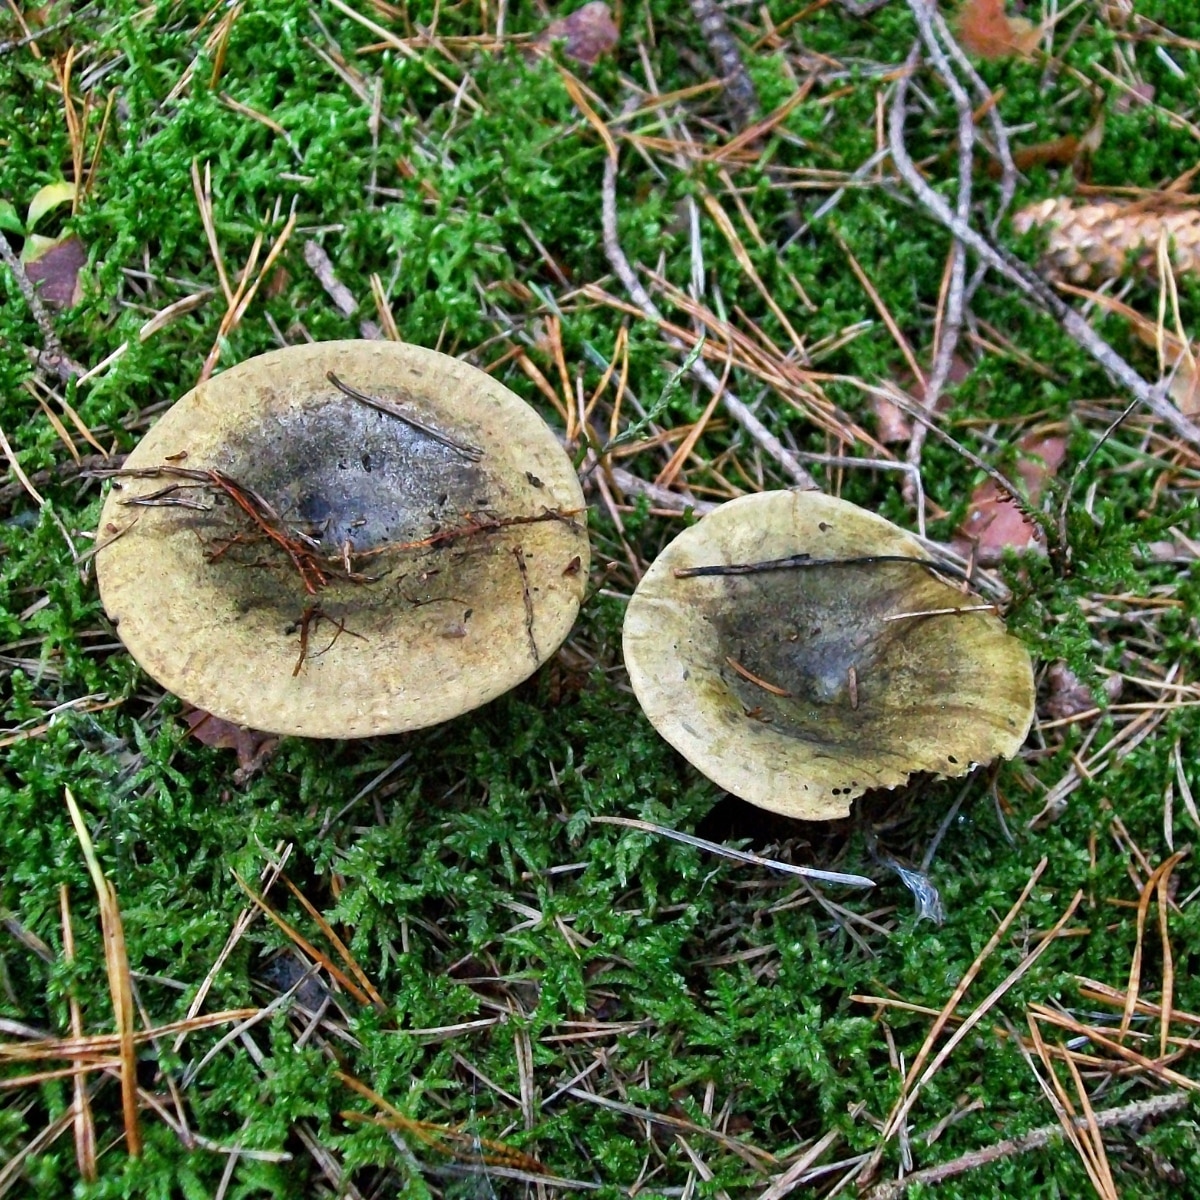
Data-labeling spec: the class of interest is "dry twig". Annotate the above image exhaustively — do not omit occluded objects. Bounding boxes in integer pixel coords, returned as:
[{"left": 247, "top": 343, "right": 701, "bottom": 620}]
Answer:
[
  {"left": 888, "top": 43, "right": 1200, "bottom": 453},
  {"left": 0, "top": 229, "right": 82, "bottom": 381},
  {"left": 862, "top": 1093, "right": 1190, "bottom": 1200},
  {"left": 601, "top": 116, "right": 818, "bottom": 490}
]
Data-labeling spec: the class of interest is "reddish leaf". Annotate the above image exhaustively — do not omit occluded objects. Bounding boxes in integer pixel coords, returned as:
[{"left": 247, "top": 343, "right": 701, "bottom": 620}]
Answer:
[
  {"left": 872, "top": 393, "right": 911, "bottom": 444},
  {"left": 1042, "top": 661, "right": 1123, "bottom": 721},
  {"left": 182, "top": 707, "right": 279, "bottom": 783},
  {"left": 1114, "top": 82, "right": 1155, "bottom": 113},
  {"left": 881, "top": 355, "right": 972, "bottom": 445},
  {"left": 956, "top": 0, "right": 1041, "bottom": 60},
  {"left": 24, "top": 234, "right": 86, "bottom": 308},
  {"left": 535, "top": 2, "right": 619, "bottom": 68},
  {"left": 954, "top": 430, "right": 1066, "bottom": 562}
]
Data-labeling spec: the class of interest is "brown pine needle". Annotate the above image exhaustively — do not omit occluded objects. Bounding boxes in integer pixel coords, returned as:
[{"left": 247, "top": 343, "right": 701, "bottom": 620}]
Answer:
[
  {"left": 0, "top": 420, "right": 46, "bottom": 507},
  {"left": 232, "top": 870, "right": 372, "bottom": 1006},
  {"left": 0, "top": 1007, "right": 262, "bottom": 1064},
  {"left": 724, "top": 655, "right": 792, "bottom": 697},
  {"left": 545, "top": 312, "right": 576, "bottom": 440},
  {"left": 655, "top": 348, "right": 732, "bottom": 488},
  {"left": 279, "top": 874, "right": 385, "bottom": 1010},
  {"left": 1063, "top": 1043, "right": 1119, "bottom": 1200},
  {"left": 1121, "top": 850, "right": 1186, "bottom": 1043},
  {"left": 1075, "top": 975, "right": 1200, "bottom": 1028},
  {"left": 336, "top": 1070, "right": 547, "bottom": 1172},
  {"left": 515, "top": 351, "right": 569, "bottom": 421},
  {"left": 0, "top": 1108, "right": 77, "bottom": 1193},
  {"left": 863, "top": 858, "right": 1065, "bottom": 1184},
  {"left": 1157, "top": 852, "right": 1181, "bottom": 1060},
  {"left": 699, "top": 188, "right": 807, "bottom": 356},
  {"left": 1026, "top": 1005, "right": 1199, "bottom": 1091},
  {"left": 584, "top": 323, "right": 626, "bottom": 427},
  {"left": 1, "top": 1062, "right": 120, "bottom": 1090},
  {"left": 59, "top": 885, "right": 96, "bottom": 1182},
  {"left": 833, "top": 229, "right": 926, "bottom": 392},
  {"left": 29, "top": 390, "right": 78, "bottom": 463},
  {"left": 191, "top": 160, "right": 233, "bottom": 307},
  {"left": 369, "top": 272, "right": 401, "bottom": 340},
  {"left": 863, "top": 1093, "right": 1190, "bottom": 1200},
  {"left": 1024, "top": 1016, "right": 1114, "bottom": 1200},
  {"left": 557, "top": 65, "right": 617, "bottom": 162},
  {"left": 322, "top": 0, "right": 480, "bottom": 111}
]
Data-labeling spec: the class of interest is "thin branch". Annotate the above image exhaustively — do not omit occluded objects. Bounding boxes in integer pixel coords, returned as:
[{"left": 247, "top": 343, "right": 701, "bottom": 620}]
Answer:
[
  {"left": 0, "top": 11, "right": 78, "bottom": 56},
  {"left": 601, "top": 129, "right": 818, "bottom": 490},
  {"left": 863, "top": 1092, "right": 1191, "bottom": 1200},
  {"left": 887, "top": 50, "right": 1200, "bottom": 452},
  {"left": 592, "top": 816, "right": 875, "bottom": 888},
  {"left": 688, "top": 0, "right": 759, "bottom": 127},
  {"left": 902, "top": 2, "right": 973, "bottom": 495},
  {"left": 0, "top": 228, "right": 82, "bottom": 380}
]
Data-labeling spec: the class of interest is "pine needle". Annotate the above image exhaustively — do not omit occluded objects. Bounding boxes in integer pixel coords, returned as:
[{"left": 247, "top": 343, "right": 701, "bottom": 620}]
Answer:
[{"left": 63, "top": 788, "right": 142, "bottom": 1156}]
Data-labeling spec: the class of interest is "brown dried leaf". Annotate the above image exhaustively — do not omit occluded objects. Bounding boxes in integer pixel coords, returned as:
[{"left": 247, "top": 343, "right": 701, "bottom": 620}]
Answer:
[
  {"left": 534, "top": 2, "right": 619, "bottom": 68},
  {"left": 872, "top": 393, "right": 911, "bottom": 444},
  {"left": 24, "top": 234, "right": 86, "bottom": 309},
  {"left": 956, "top": 0, "right": 1041, "bottom": 59},
  {"left": 1043, "top": 661, "right": 1123, "bottom": 721},
  {"left": 955, "top": 430, "right": 1067, "bottom": 561},
  {"left": 881, "top": 355, "right": 972, "bottom": 445},
  {"left": 182, "top": 707, "right": 279, "bottom": 782}
]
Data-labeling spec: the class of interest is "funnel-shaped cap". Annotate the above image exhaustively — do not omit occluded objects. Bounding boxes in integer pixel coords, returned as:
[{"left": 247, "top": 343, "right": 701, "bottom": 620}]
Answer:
[
  {"left": 96, "top": 341, "right": 588, "bottom": 738},
  {"left": 623, "top": 491, "right": 1035, "bottom": 820}
]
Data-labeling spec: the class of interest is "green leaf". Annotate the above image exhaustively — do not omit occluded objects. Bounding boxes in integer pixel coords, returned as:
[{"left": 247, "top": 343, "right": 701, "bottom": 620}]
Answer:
[
  {"left": 25, "top": 180, "right": 76, "bottom": 230},
  {"left": 0, "top": 199, "right": 23, "bottom": 235}
]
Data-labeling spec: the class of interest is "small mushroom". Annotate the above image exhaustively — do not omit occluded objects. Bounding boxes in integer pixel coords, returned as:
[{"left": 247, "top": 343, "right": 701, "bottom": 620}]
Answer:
[
  {"left": 96, "top": 341, "right": 589, "bottom": 737},
  {"left": 622, "top": 491, "right": 1035, "bottom": 820}
]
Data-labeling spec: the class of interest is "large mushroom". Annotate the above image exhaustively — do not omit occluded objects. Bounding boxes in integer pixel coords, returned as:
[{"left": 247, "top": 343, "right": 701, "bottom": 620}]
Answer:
[
  {"left": 622, "top": 491, "right": 1035, "bottom": 820},
  {"left": 96, "top": 340, "right": 588, "bottom": 738}
]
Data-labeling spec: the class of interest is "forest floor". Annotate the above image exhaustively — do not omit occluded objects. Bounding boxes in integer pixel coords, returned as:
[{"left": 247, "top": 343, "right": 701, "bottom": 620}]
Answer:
[{"left": 2, "top": 0, "right": 1200, "bottom": 1196}]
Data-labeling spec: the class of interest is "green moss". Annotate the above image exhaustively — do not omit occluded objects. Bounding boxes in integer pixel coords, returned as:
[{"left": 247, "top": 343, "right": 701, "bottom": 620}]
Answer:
[{"left": 3, "top": 0, "right": 1200, "bottom": 1195}]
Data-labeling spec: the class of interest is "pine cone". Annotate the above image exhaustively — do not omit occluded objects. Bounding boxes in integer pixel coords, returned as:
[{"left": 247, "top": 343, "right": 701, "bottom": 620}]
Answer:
[{"left": 1013, "top": 197, "right": 1200, "bottom": 283}]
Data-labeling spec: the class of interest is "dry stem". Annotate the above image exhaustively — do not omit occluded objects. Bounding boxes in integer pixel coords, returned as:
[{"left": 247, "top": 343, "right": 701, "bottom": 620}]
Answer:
[{"left": 601, "top": 134, "right": 818, "bottom": 490}]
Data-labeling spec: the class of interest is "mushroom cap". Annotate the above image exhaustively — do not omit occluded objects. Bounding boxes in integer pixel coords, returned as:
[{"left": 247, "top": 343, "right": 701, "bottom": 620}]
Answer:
[
  {"left": 622, "top": 491, "right": 1035, "bottom": 820},
  {"left": 96, "top": 340, "right": 588, "bottom": 738}
]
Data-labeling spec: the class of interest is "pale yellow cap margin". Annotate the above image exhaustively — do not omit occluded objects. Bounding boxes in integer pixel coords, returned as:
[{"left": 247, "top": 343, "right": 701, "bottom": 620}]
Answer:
[
  {"left": 96, "top": 341, "right": 589, "bottom": 738},
  {"left": 622, "top": 491, "right": 1035, "bottom": 820}
]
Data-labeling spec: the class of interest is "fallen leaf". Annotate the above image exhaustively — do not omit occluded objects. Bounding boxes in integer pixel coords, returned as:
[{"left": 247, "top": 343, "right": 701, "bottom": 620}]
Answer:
[
  {"left": 534, "top": 2, "right": 619, "bottom": 68},
  {"left": 23, "top": 233, "right": 86, "bottom": 308},
  {"left": 26, "top": 180, "right": 76, "bottom": 230},
  {"left": 1114, "top": 81, "right": 1155, "bottom": 113},
  {"left": 956, "top": 0, "right": 1041, "bottom": 59},
  {"left": 182, "top": 706, "right": 279, "bottom": 783},
  {"left": 263, "top": 264, "right": 291, "bottom": 300},
  {"left": 1042, "top": 661, "right": 1122, "bottom": 721},
  {"left": 880, "top": 354, "right": 972, "bottom": 445},
  {"left": 872, "top": 393, "right": 911, "bottom": 444},
  {"left": 954, "top": 429, "right": 1067, "bottom": 562}
]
